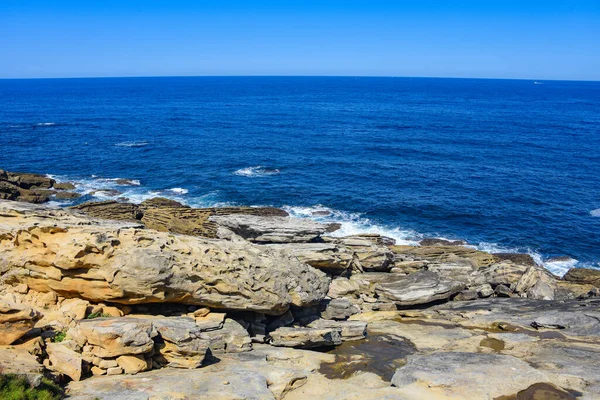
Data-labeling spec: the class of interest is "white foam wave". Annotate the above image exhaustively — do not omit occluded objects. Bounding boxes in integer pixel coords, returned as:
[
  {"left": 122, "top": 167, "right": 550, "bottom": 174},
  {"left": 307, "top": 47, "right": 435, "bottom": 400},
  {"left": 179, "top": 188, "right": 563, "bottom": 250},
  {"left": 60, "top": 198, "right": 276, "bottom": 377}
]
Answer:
[
  {"left": 167, "top": 188, "right": 189, "bottom": 195},
  {"left": 283, "top": 205, "right": 421, "bottom": 246},
  {"left": 233, "top": 166, "right": 280, "bottom": 177},
  {"left": 591, "top": 208, "right": 600, "bottom": 217},
  {"left": 115, "top": 141, "right": 149, "bottom": 148},
  {"left": 36, "top": 122, "right": 56, "bottom": 126}
]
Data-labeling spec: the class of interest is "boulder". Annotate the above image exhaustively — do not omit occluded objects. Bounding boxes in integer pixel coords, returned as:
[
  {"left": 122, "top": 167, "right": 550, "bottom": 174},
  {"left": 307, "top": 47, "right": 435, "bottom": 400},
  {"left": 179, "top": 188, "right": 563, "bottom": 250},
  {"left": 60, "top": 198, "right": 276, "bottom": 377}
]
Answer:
[
  {"left": 0, "top": 347, "right": 45, "bottom": 386},
  {"left": 138, "top": 197, "right": 188, "bottom": 209},
  {"left": 493, "top": 252, "right": 538, "bottom": 266},
  {"left": 116, "top": 354, "right": 148, "bottom": 375},
  {"left": 268, "top": 327, "right": 342, "bottom": 348},
  {"left": 321, "top": 298, "right": 360, "bottom": 320},
  {"left": 3, "top": 171, "right": 55, "bottom": 189},
  {"left": 267, "top": 243, "right": 353, "bottom": 272},
  {"left": 211, "top": 214, "right": 327, "bottom": 243},
  {"left": 53, "top": 182, "right": 76, "bottom": 191},
  {"left": 375, "top": 271, "right": 465, "bottom": 306},
  {"left": 391, "top": 352, "right": 550, "bottom": 399},
  {"left": 200, "top": 319, "right": 252, "bottom": 354},
  {"left": 68, "top": 317, "right": 156, "bottom": 358},
  {"left": 563, "top": 268, "right": 600, "bottom": 285},
  {"left": 307, "top": 319, "right": 367, "bottom": 341},
  {"left": 0, "top": 200, "right": 330, "bottom": 315},
  {"left": 46, "top": 342, "right": 83, "bottom": 381},
  {"left": 0, "top": 301, "right": 40, "bottom": 345},
  {"left": 152, "top": 317, "right": 210, "bottom": 368}
]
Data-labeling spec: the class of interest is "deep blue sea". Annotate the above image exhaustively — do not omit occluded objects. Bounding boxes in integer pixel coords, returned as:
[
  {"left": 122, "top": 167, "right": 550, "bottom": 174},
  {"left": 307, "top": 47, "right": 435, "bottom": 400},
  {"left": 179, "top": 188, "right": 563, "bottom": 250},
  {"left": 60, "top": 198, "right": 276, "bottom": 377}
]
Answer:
[{"left": 1, "top": 77, "right": 599, "bottom": 275}]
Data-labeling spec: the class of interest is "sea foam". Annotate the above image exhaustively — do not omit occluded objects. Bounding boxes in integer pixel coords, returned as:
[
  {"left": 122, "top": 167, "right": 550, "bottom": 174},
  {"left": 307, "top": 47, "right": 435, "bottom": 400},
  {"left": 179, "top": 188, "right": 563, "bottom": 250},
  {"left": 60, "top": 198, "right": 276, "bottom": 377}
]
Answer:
[
  {"left": 115, "top": 141, "right": 149, "bottom": 148},
  {"left": 591, "top": 208, "right": 600, "bottom": 217},
  {"left": 233, "top": 166, "right": 280, "bottom": 177}
]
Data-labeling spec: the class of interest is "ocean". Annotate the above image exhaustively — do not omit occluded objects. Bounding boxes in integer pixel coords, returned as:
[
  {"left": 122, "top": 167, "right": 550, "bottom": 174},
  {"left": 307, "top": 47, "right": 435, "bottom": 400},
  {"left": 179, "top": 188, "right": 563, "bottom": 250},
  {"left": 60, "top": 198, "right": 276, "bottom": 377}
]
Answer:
[{"left": 1, "top": 76, "right": 599, "bottom": 275}]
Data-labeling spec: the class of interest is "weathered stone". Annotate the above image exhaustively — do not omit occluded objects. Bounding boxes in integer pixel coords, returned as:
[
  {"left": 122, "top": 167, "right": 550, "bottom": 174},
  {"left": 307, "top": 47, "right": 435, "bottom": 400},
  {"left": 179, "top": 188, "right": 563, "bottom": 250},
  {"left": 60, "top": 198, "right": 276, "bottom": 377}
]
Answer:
[
  {"left": 420, "top": 238, "right": 466, "bottom": 246},
  {"left": 0, "top": 347, "right": 45, "bottom": 386},
  {"left": 211, "top": 214, "right": 327, "bottom": 243},
  {"left": 194, "top": 312, "right": 226, "bottom": 331},
  {"left": 493, "top": 252, "right": 538, "bottom": 266},
  {"left": 138, "top": 197, "right": 188, "bottom": 209},
  {"left": 0, "top": 300, "right": 40, "bottom": 345},
  {"left": 152, "top": 317, "right": 209, "bottom": 368},
  {"left": 0, "top": 201, "right": 330, "bottom": 315},
  {"left": 192, "top": 307, "right": 211, "bottom": 318},
  {"left": 391, "top": 352, "right": 550, "bottom": 399},
  {"left": 321, "top": 298, "right": 360, "bottom": 320},
  {"left": 267, "top": 310, "right": 295, "bottom": 332},
  {"left": 268, "top": 327, "right": 342, "bottom": 348},
  {"left": 54, "top": 191, "right": 81, "bottom": 200},
  {"left": 375, "top": 271, "right": 465, "bottom": 306},
  {"left": 68, "top": 317, "right": 155, "bottom": 358},
  {"left": 495, "top": 284, "right": 513, "bottom": 297},
  {"left": 200, "top": 319, "right": 252, "bottom": 354},
  {"left": 116, "top": 354, "right": 148, "bottom": 374},
  {"left": 475, "top": 283, "right": 494, "bottom": 298},
  {"left": 327, "top": 277, "right": 359, "bottom": 298},
  {"left": 70, "top": 200, "right": 143, "bottom": 221},
  {"left": 53, "top": 182, "right": 76, "bottom": 191},
  {"left": 267, "top": 243, "right": 353, "bottom": 272},
  {"left": 46, "top": 342, "right": 83, "bottom": 381},
  {"left": 91, "top": 366, "right": 106, "bottom": 375},
  {"left": 454, "top": 289, "right": 478, "bottom": 301},
  {"left": 307, "top": 319, "right": 367, "bottom": 341},
  {"left": 107, "top": 366, "right": 123, "bottom": 375},
  {"left": 563, "top": 268, "right": 600, "bottom": 285},
  {"left": 4, "top": 171, "right": 55, "bottom": 189},
  {"left": 389, "top": 245, "right": 496, "bottom": 268}
]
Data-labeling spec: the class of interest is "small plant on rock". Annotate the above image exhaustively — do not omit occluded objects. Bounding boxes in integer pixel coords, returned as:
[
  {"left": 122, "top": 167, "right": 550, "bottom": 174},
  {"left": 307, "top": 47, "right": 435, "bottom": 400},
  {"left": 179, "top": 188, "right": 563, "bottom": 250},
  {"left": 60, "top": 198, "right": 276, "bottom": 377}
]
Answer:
[{"left": 86, "top": 312, "right": 111, "bottom": 319}]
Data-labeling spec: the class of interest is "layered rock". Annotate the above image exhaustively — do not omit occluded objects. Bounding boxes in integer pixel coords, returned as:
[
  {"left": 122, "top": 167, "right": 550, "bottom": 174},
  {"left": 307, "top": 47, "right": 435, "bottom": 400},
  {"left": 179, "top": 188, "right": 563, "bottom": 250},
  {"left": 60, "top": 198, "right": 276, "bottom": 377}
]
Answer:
[
  {"left": 0, "top": 169, "right": 79, "bottom": 204},
  {"left": 375, "top": 270, "right": 465, "bottom": 306},
  {"left": 0, "top": 200, "right": 329, "bottom": 314},
  {"left": 268, "top": 326, "right": 342, "bottom": 348},
  {"left": 0, "top": 300, "right": 40, "bottom": 345}
]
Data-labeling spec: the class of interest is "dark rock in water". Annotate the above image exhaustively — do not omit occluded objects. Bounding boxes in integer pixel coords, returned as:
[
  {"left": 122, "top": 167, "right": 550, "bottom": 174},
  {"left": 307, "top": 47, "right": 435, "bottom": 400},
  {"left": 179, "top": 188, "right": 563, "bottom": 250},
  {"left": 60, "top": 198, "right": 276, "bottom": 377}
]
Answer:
[
  {"left": 3, "top": 170, "right": 55, "bottom": 189},
  {"left": 54, "top": 191, "right": 82, "bottom": 200},
  {"left": 115, "top": 179, "right": 138, "bottom": 186},
  {"left": 563, "top": 268, "right": 600, "bottom": 285},
  {"left": 420, "top": 238, "right": 466, "bottom": 246},
  {"left": 324, "top": 223, "right": 342, "bottom": 233},
  {"left": 139, "top": 197, "right": 189, "bottom": 209},
  {"left": 53, "top": 182, "right": 76, "bottom": 191},
  {"left": 70, "top": 200, "right": 143, "bottom": 221},
  {"left": 0, "top": 170, "right": 61, "bottom": 203},
  {"left": 493, "top": 253, "right": 537, "bottom": 266},
  {"left": 312, "top": 210, "right": 331, "bottom": 216}
]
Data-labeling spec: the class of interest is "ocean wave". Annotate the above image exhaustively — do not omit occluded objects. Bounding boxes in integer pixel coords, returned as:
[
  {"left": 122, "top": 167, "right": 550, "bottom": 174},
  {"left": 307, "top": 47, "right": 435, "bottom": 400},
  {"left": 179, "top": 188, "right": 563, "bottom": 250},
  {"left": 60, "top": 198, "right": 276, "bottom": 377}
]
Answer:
[
  {"left": 283, "top": 205, "right": 421, "bottom": 246},
  {"left": 36, "top": 122, "right": 56, "bottom": 126},
  {"left": 233, "top": 166, "right": 280, "bottom": 177},
  {"left": 591, "top": 208, "right": 600, "bottom": 217},
  {"left": 166, "top": 187, "right": 189, "bottom": 195},
  {"left": 115, "top": 141, "right": 149, "bottom": 148}
]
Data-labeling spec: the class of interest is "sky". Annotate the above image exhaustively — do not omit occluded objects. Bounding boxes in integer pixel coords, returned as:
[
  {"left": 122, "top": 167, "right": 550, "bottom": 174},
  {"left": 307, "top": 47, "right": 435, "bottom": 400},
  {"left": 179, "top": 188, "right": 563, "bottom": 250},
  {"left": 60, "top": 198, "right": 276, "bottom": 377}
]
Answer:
[{"left": 0, "top": 0, "right": 599, "bottom": 80}]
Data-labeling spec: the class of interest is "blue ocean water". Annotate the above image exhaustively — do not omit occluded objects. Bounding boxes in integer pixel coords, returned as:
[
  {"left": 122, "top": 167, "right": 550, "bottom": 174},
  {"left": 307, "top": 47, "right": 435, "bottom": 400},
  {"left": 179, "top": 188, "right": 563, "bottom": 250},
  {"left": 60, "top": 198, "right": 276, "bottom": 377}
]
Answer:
[{"left": 1, "top": 77, "right": 599, "bottom": 275}]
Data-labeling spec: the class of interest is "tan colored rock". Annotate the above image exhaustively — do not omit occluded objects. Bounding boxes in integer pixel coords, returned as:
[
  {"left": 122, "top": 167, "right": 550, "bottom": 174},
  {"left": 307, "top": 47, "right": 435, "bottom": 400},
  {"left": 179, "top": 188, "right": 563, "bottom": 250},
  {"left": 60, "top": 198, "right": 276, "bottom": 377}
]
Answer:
[
  {"left": 106, "top": 366, "right": 123, "bottom": 375},
  {"left": 54, "top": 182, "right": 76, "bottom": 191},
  {"left": 194, "top": 312, "right": 226, "bottom": 331},
  {"left": 68, "top": 317, "right": 155, "bottom": 358},
  {"left": 0, "top": 346, "right": 45, "bottom": 386},
  {"left": 193, "top": 307, "right": 210, "bottom": 318},
  {"left": 58, "top": 298, "right": 91, "bottom": 320},
  {"left": 116, "top": 354, "right": 148, "bottom": 374},
  {"left": 70, "top": 200, "right": 143, "bottom": 221},
  {"left": 0, "top": 300, "right": 40, "bottom": 345},
  {"left": 563, "top": 267, "right": 600, "bottom": 285},
  {"left": 91, "top": 366, "right": 106, "bottom": 375},
  {"left": 200, "top": 319, "right": 252, "bottom": 354},
  {"left": 46, "top": 342, "right": 83, "bottom": 381},
  {"left": 0, "top": 200, "right": 330, "bottom": 315},
  {"left": 268, "top": 326, "right": 342, "bottom": 348},
  {"left": 375, "top": 271, "right": 465, "bottom": 306},
  {"left": 390, "top": 244, "right": 496, "bottom": 268}
]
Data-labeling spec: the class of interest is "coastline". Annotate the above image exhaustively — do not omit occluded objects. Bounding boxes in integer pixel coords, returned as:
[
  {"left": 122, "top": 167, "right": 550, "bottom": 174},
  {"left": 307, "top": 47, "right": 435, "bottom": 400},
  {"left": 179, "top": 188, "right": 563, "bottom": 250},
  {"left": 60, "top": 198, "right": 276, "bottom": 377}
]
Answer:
[{"left": 1, "top": 168, "right": 600, "bottom": 398}]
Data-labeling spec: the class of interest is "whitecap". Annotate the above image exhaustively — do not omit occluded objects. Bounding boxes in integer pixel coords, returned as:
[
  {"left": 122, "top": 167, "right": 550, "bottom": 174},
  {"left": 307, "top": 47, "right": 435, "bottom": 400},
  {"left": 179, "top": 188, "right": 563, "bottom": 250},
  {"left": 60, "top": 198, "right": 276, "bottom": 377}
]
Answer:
[
  {"left": 115, "top": 141, "right": 149, "bottom": 148},
  {"left": 283, "top": 205, "right": 421, "bottom": 246},
  {"left": 233, "top": 166, "right": 280, "bottom": 177},
  {"left": 591, "top": 208, "right": 600, "bottom": 217},
  {"left": 36, "top": 122, "right": 56, "bottom": 126},
  {"left": 544, "top": 257, "right": 579, "bottom": 277},
  {"left": 167, "top": 188, "right": 189, "bottom": 195}
]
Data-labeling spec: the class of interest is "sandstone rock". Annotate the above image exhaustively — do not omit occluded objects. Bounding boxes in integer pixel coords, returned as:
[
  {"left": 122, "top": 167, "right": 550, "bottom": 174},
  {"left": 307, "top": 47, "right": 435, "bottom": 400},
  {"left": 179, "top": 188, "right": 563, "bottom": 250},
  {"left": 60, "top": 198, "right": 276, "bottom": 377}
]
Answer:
[
  {"left": 266, "top": 310, "right": 295, "bottom": 332},
  {"left": 152, "top": 317, "right": 209, "bottom": 368},
  {"left": 0, "top": 200, "right": 330, "bottom": 315},
  {"left": 91, "top": 366, "right": 106, "bottom": 375},
  {"left": 116, "top": 354, "right": 148, "bottom": 374},
  {"left": 563, "top": 267, "right": 600, "bottom": 285},
  {"left": 0, "top": 300, "right": 40, "bottom": 345},
  {"left": 4, "top": 171, "right": 55, "bottom": 189},
  {"left": 53, "top": 182, "right": 76, "bottom": 191},
  {"left": 69, "top": 317, "right": 155, "bottom": 358},
  {"left": 0, "top": 347, "right": 45, "bottom": 386},
  {"left": 475, "top": 283, "right": 494, "bottom": 298},
  {"left": 200, "top": 319, "right": 252, "bottom": 354},
  {"left": 375, "top": 271, "right": 465, "bottom": 306},
  {"left": 321, "top": 298, "right": 360, "bottom": 320},
  {"left": 476, "top": 261, "right": 530, "bottom": 286},
  {"left": 139, "top": 197, "right": 188, "bottom": 209},
  {"left": 493, "top": 252, "right": 538, "bottom": 266},
  {"left": 307, "top": 319, "right": 367, "bottom": 341},
  {"left": 194, "top": 312, "right": 226, "bottom": 331},
  {"left": 54, "top": 191, "right": 81, "bottom": 200},
  {"left": 107, "top": 366, "right": 123, "bottom": 375},
  {"left": 211, "top": 214, "right": 327, "bottom": 243},
  {"left": 454, "top": 289, "right": 478, "bottom": 301},
  {"left": 46, "top": 342, "right": 83, "bottom": 381},
  {"left": 420, "top": 238, "right": 466, "bottom": 246},
  {"left": 389, "top": 245, "right": 496, "bottom": 268},
  {"left": 327, "top": 277, "right": 359, "bottom": 298},
  {"left": 70, "top": 200, "right": 143, "bottom": 221},
  {"left": 268, "top": 327, "right": 342, "bottom": 348},
  {"left": 192, "top": 307, "right": 211, "bottom": 318},
  {"left": 266, "top": 243, "right": 353, "bottom": 272},
  {"left": 391, "top": 352, "right": 550, "bottom": 399},
  {"left": 143, "top": 206, "right": 288, "bottom": 238}
]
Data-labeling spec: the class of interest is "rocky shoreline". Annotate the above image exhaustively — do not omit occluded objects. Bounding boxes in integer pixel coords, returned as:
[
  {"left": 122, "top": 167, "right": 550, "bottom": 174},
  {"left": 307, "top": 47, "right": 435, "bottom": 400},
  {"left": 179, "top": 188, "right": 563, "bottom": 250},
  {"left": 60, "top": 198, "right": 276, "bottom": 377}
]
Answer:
[{"left": 1, "top": 169, "right": 600, "bottom": 399}]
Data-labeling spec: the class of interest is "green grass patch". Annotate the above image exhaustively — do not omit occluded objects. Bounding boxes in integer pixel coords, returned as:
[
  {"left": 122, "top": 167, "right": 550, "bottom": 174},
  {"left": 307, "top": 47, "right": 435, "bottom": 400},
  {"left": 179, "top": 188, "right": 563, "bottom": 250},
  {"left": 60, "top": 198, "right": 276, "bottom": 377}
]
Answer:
[
  {"left": 50, "top": 332, "right": 66, "bottom": 343},
  {"left": 0, "top": 374, "right": 63, "bottom": 400},
  {"left": 86, "top": 312, "right": 111, "bottom": 319}
]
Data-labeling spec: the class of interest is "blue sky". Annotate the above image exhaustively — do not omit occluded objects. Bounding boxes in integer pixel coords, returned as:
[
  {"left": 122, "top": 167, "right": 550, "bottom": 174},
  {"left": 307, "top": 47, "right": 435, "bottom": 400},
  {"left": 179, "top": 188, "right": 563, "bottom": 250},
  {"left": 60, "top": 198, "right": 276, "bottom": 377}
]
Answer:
[{"left": 1, "top": 0, "right": 598, "bottom": 80}]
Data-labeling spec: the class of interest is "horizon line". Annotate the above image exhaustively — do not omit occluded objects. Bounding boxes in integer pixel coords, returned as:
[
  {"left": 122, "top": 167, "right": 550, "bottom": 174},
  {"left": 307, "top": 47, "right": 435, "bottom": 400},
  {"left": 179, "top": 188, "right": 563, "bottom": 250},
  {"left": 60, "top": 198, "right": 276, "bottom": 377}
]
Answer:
[{"left": 0, "top": 74, "right": 598, "bottom": 83}]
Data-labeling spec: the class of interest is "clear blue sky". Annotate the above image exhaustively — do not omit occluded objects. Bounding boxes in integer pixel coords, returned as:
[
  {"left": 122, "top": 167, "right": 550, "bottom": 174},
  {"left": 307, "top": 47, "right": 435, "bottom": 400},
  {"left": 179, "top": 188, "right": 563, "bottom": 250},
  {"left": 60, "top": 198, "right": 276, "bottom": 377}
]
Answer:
[{"left": 1, "top": 0, "right": 599, "bottom": 80}]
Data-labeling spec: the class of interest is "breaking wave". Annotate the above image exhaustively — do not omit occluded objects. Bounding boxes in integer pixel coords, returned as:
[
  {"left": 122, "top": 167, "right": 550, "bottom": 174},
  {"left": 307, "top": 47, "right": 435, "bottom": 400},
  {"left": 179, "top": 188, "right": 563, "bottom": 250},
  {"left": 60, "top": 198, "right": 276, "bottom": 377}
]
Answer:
[
  {"left": 115, "top": 141, "right": 149, "bottom": 148},
  {"left": 233, "top": 166, "right": 280, "bottom": 177}
]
